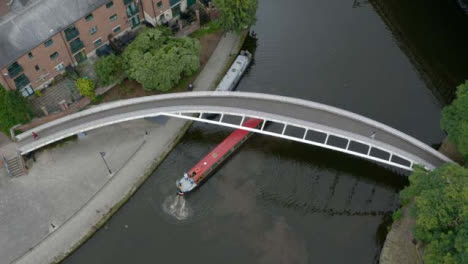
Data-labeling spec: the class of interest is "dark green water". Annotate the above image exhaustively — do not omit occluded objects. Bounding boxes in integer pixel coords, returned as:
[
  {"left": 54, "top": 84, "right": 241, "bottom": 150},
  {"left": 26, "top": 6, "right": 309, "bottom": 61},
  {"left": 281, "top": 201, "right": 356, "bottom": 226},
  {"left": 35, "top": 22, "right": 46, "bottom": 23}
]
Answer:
[{"left": 63, "top": 0, "right": 468, "bottom": 263}]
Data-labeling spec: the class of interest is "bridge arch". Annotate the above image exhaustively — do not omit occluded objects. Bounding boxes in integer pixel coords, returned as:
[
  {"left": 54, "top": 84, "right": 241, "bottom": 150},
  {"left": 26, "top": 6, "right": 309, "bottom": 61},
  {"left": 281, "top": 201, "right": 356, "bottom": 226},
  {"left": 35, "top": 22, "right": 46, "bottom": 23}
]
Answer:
[{"left": 15, "top": 92, "right": 451, "bottom": 171}]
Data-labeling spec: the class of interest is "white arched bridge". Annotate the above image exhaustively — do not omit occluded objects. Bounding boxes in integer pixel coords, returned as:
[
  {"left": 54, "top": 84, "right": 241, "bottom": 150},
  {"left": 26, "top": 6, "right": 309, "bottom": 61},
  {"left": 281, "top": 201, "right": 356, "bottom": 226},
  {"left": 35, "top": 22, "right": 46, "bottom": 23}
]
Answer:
[{"left": 15, "top": 92, "right": 451, "bottom": 171}]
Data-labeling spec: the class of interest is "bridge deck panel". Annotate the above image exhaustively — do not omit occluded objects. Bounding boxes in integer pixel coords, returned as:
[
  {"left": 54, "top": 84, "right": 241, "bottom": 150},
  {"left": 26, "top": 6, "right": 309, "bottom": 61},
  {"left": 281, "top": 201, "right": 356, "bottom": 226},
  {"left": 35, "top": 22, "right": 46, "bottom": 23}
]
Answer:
[
  {"left": 348, "top": 141, "right": 370, "bottom": 155},
  {"left": 327, "top": 135, "right": 349, "bottom": 149}
]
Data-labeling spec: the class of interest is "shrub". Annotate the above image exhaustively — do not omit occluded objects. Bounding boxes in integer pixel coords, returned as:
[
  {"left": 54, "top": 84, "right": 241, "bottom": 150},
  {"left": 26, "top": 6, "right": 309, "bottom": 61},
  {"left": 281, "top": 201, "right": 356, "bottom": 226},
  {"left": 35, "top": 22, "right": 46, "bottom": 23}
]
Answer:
[
  {"left": 76, "top": 78, "right": 96, "bottom": 99},
  {"left": 0, "top": 85, "right": 31, "bottom": 134},
  {"left": 400, "top": 164, "right": 468, "bottom": 264},
  {"left": 123, "top": 28, "right": 200, "bottom": 91},
  {"left": 94, "top": 54, "right": 124, "bottom": 86},
  {"left": 441, "top": 81, "right": 468, "bottom": 163},
  {"left": 214, "top": 0, "right": 258, "bottom": 34},
  {"left": 392, "top": 209, "right": 402, "bottom": 221}
]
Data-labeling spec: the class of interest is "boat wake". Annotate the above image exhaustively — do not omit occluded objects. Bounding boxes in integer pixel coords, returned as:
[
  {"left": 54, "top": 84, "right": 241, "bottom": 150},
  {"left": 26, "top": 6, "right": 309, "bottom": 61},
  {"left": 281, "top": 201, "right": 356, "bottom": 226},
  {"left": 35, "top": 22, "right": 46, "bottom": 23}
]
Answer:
[{"left": 162, "top": 195, "right": 191, "bottom": 221}]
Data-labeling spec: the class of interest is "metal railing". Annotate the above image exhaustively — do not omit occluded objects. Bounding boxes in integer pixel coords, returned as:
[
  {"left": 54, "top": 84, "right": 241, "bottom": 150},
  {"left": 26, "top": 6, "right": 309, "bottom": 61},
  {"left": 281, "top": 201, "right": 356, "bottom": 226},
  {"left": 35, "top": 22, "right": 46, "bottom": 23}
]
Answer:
[{"left": 163, "top": 111, "right": 417, "bottom": 171}]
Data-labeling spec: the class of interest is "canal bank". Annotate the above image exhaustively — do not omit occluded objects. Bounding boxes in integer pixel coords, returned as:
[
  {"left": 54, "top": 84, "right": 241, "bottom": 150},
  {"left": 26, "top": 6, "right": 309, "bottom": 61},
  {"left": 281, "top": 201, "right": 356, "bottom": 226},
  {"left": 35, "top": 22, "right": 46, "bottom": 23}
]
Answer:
[
  {"left": 379, "top": 203, "right": 423, "bottom": 264},
  {"left": 11, "top": 31, "right": 246, "bottom": 264},
  {"left": 61, "top": 0, "right": 456, "bottom": 262},
  {"left": 379, "top": 141, "right": 464, "bottom": 264}
]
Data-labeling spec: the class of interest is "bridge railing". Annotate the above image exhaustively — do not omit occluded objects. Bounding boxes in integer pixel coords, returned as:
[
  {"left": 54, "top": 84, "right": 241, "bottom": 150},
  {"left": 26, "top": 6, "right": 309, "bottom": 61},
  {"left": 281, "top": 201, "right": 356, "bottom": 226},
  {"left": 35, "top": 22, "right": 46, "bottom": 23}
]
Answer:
[{"left": 15, "top": 91, "right": 452, "bottom": 171}]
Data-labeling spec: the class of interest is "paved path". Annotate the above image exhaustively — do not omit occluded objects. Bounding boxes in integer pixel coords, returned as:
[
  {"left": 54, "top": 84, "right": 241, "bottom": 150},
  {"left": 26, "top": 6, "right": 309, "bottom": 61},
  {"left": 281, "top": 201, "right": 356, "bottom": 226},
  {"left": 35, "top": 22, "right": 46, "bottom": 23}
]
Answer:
[
  {"left": 16, "top": 91, "right": 451, "bottom": 171},
  {"left": 1, "top": 120, "right": 159, "bottom": 264},
  {"left": 8, "top": 32, "right": 242, "bottom": 264}
]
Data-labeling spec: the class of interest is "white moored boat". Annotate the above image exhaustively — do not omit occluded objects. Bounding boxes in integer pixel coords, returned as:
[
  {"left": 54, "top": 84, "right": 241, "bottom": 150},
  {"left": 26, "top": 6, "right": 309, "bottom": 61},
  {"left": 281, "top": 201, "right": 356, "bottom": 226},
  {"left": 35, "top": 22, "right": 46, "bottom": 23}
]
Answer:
[{"left": 215, "top": 50, "right": 252, "bottom": 91}]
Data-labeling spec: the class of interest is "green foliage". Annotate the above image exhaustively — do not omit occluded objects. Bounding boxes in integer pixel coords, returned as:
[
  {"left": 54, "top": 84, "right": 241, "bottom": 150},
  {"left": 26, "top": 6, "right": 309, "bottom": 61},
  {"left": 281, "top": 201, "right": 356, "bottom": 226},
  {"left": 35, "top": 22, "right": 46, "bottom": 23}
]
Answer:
[
  {"left": 91, "top": 94, "right": 104, "bottom": 105},
  {"left": 392, "top": 209, "right": 402, "bottom": 221},
  {"left": 214, "top": 0, "right": 258, "bottom": 34},
  {"left": 34, "top": 89, "right": 42, "bottom": 97},
  {"left": 123, "top": 28, "right": 200, "bottom": 91},
  {"left": 190, "top": 21, "right": 221, "bottom": 38},
  {"left": 76, "top": 78, "right": 96, "bottom": 99},
  {"left": 441, "top": 81, "right": 468, "bottom": 162},
  {"left": 400, "top": 164, "right": 468, "bottom": 264},
  {"left": 0, "top": 85, "right": 31, "bottom": 134},
  {"left": 94, "top": 54, "right": 124, "bottom": 86}
]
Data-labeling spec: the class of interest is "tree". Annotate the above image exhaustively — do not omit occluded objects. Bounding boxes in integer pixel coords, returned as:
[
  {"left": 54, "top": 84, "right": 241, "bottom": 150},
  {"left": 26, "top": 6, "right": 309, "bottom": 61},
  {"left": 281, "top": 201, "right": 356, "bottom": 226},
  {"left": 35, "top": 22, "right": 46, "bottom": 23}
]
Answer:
[
  {"left": 123, "top": 28, "right": 200, "bottom": 91},
  {"left": 0, "top": 85, "right": 31, "bottom": 134},
  {"left": 76, "top": 78, "right": 96, "bottom": 99},
  {"left": 214, "top": 0, "right": 258, "bottom": 34},
  {"left": 94, "top": 54, "right": 124, "bottom": 86},
  {"left": 441, "top": 81, "right": 468, "bottom": 162},
  {"left": 400, "top": 164, "right": 468, "bottom": 264}
]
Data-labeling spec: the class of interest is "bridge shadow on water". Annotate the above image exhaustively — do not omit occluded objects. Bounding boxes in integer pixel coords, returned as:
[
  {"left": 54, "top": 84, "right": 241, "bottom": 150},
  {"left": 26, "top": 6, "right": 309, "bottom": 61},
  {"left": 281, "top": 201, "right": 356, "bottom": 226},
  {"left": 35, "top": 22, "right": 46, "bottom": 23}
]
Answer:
[
  {"left": 166, "top": 123, "right": 407, "bottom": 263},
  {"left": 174, "top": 124, "right": 408, "bottom": 221},
  {"left": 63, "top": 122, "right": 408, "bottom": 264}
]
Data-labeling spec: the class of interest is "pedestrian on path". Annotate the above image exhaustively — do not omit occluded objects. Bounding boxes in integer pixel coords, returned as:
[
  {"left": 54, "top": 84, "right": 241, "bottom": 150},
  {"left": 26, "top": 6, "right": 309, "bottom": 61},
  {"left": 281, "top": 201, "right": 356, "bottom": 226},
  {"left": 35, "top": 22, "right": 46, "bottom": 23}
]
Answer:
[{"left": 32, "top": 132, "right": 39, "bottom": 140}]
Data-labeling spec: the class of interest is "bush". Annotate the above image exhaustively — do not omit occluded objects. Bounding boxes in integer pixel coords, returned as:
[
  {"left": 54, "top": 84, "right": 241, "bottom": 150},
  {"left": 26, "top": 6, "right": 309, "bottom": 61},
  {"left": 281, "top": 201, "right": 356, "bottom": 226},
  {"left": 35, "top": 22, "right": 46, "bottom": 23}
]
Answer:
[
  {"left": 392, "top": 209, "right": 402, "bottom": 221},
  {"left": 400, "top": 164, "right": 468, "bottom": 264},
  {"left": 76, "top": 78, "right": 96, "bottom": 99},
  {"left": 214, "top": 0, "right": 258, "bottom": 33},
  {"left": 123, "top": 28, "right": 200, "bottom": 91},
  {"left": 34, "top": 89, "right": 42, "bottom": 97},
  {"left": 0, "top": 85, "right": 31, "bottom": 134},
  {"left": 94, "top": 54, "right": 124, "bottom": 86},
  {"left": 441, "top": 81, "right": 468, "bottom": 163}
]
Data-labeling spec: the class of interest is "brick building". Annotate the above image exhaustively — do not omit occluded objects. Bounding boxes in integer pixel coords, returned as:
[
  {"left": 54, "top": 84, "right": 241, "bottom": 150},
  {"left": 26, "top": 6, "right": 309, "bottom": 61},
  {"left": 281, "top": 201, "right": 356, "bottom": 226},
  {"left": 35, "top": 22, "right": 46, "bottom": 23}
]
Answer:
[{"left": 0, "top": 0, "right": 193, "bottom": 97}]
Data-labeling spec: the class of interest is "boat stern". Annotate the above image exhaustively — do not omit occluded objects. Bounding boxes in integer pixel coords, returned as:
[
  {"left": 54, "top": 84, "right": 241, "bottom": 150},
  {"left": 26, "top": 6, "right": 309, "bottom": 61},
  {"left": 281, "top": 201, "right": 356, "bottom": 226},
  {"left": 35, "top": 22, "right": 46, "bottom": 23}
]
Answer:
[{"left": 176, "top": 173, "right": 197, "bottom": 195}]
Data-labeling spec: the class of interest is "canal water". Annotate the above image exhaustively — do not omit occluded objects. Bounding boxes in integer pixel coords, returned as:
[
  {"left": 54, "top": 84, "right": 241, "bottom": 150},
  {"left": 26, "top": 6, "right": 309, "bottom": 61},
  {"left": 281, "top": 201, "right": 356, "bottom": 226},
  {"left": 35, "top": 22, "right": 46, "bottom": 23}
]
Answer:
[{"left": 64, "top": 0, "right": 468, "bottom": 263}]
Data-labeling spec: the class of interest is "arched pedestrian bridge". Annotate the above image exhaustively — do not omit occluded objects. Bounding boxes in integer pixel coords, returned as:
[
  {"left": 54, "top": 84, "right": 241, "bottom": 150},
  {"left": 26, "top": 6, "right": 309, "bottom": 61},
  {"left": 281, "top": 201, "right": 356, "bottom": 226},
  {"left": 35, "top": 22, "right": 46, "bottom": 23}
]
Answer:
[{"left": 15, "top": 92, "right": 451, "bottom": 171}]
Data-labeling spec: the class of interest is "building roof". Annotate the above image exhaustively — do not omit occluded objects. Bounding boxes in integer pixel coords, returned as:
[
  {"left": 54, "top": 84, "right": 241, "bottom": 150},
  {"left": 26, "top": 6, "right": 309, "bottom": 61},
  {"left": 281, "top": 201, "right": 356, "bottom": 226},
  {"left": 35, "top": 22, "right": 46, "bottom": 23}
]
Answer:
[{"left": 0, "top": 0, "right": 109, "bottom": 69}]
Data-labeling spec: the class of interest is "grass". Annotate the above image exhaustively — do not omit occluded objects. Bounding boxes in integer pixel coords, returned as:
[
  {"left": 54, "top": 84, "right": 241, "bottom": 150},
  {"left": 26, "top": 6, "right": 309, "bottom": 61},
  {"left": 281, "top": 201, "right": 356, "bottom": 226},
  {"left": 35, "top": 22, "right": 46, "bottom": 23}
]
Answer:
[{"left": 190, "top": 21, "right": 221, "bottom": 38}]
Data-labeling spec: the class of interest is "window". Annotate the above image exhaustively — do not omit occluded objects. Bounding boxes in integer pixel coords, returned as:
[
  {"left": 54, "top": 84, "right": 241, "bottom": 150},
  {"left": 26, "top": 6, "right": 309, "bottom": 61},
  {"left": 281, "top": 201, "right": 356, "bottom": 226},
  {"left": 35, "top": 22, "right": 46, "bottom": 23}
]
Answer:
[
  {"left": 13, "top": 74, "right": 30, "bottom": 89},
  {"left": 94, "top": 38, "right": 102, "bottom": 48},
  {"left": 74, "top": 51, "right": 87, "bottom": 64},
  {"left": 171, "top": 4, "right": 180, "bottom": 16},
  {"left": 50, "top": 52, "right": 59, "bottom": 60},
  {"left": 113, "top": 25, "right": 121, "bottom": 33},
  {"left": 55, "top": 63, "right": 64, "bottom": 72},
  {"left": 7, "top": 62, "right": 23, "bottom": 78},
  {"left": 64, "top": 26, "right": 79, "bottom": 41},
  {"left": 130, "top": 15, "right": 140, "bottom": 28},
  {"left": 157, "top": 1, "right": 162, "bottom": 8},
  {"left": 85, "top": 13, "right": 94, "bottom": 21},
  {"left": 44, "top": 39, "right": 54, "bottom": 47},
  {"left": 70, "top": 38, "right": 84, "bottom": 53},
  {"left": 28, "top": 52, "right": 34, "bottom": 59},
  {"left": 89, "top": 26, "right": 98, "bottom": 35},
  {"left": 19, "top": 85, "right": 34, "bottom": 97},
  {"left": 109, "top": 14, "right": 117, "bottom": 21},
  {"left": 169, "top": 0, "right": 180, "bottom": 6},
  {"left": 106, "top": 1, "right": 114, "bottom": 8},
  {"left": 126, "top": 1, "right": 138, "bottom": 17},
  {"left": 35, "top": 65, "right": 40, "bottom": 71}
]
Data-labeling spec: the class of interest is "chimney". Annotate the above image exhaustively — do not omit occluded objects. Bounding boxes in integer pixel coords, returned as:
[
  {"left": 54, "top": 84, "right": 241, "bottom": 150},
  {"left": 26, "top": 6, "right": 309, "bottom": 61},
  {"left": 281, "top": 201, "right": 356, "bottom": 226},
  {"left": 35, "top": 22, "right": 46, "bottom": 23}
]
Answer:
[{"left": 0, "top": 0, "right": 11, "bottom": 17}]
